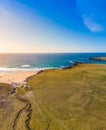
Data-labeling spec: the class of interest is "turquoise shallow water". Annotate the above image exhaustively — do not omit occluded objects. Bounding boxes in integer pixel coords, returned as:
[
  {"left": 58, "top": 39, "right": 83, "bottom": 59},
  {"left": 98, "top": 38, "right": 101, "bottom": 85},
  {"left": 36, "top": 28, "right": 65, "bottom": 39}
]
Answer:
[{"left": 0, "top": 53, "right": 106, "bottom": 72}]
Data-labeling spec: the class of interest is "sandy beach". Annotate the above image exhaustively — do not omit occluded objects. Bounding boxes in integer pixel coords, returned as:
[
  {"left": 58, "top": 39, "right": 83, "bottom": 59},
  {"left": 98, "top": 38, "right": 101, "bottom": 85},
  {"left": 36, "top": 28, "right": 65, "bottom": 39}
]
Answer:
[{"left": 0, "top": 71, "right": 39, "bottom": 84}]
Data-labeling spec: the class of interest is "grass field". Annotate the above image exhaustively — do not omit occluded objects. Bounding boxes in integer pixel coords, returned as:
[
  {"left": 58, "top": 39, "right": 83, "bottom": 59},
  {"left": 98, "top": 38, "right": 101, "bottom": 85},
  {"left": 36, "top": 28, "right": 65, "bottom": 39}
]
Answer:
[{"left": 0, "top": 64, "right": 106, "bottom": 130}]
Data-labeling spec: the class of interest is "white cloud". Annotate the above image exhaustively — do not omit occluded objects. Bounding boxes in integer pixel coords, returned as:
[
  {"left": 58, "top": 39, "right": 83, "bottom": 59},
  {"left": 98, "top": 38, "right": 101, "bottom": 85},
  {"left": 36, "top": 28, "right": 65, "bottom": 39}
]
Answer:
[{"left": 82, "top": 15, "right": 104, "bottom": 32}]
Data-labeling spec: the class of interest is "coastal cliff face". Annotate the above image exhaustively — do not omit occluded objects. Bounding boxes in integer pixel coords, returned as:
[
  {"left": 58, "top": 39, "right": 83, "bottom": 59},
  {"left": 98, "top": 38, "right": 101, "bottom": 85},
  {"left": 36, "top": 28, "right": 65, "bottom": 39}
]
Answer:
[
  {"left": 89, "top": 57, "right": 106, "bottom": 61},
  {"left": 0, "top": 64, "right": 106, "bottom": 130}
]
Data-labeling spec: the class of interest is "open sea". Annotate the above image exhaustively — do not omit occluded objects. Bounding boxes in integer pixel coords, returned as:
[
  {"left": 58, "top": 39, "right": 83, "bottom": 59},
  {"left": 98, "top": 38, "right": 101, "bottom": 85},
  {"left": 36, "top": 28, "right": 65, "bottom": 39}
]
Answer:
[{"left": 0, "top": 53, "right": 106, "bottom": 72}]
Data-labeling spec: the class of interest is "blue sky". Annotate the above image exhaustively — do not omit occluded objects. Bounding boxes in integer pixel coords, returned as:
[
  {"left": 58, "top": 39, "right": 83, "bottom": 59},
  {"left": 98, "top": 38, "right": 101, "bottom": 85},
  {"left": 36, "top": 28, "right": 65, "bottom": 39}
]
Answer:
[{"left": 0, "top": 0, "right": 106, "bottom": 53}]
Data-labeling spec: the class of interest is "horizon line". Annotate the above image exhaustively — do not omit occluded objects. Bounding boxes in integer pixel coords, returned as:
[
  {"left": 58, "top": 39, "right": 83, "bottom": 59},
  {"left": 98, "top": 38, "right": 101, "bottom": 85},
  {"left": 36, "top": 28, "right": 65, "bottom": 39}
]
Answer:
[{"left": 0, "top": 52, "right": 106, "bottom": 54}]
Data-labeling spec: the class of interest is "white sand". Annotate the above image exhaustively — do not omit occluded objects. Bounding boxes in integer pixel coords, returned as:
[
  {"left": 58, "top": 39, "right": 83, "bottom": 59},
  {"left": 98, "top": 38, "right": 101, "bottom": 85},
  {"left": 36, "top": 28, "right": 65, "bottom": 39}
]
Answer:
[{"left": 0, "top": 71, "right": 39, "bottom": 84}]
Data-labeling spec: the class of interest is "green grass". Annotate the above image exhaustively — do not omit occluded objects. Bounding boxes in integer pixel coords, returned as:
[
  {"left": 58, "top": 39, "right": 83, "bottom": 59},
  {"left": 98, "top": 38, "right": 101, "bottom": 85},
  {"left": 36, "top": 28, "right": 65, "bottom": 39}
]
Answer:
[{"left": 0, "top": 64, "right": 106, "bottom": 130}]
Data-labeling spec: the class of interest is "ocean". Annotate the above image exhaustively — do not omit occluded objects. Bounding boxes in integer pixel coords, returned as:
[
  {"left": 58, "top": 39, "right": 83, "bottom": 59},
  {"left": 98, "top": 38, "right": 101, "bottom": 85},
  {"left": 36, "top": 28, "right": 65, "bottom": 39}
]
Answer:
[{"left": 0, "top": 53, "right": 106, "bottom": 72}]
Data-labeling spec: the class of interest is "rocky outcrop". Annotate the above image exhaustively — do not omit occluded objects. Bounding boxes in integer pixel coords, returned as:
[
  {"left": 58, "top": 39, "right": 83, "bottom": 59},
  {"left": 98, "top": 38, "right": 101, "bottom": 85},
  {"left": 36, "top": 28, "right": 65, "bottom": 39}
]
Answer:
[
  {"left": 62, "top": 61, "right": 83, "bottom": 69},
  {"left": 89, "top": 57, "right": 106, "bottom": 61}
]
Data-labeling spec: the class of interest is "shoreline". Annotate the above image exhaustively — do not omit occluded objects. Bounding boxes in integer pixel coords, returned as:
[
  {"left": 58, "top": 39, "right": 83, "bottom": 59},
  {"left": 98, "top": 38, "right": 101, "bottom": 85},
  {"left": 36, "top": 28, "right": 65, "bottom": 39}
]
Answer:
[
  {"left": 0, "top": 62, "right": 81, "bottom": 85},
  {"left": 0, "top": 62, "right": 105, "bottom": 85}
]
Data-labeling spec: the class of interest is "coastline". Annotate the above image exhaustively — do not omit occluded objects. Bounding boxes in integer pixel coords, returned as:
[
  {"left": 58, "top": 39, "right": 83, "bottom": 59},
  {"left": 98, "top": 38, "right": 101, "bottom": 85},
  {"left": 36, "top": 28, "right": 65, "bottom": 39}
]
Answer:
[
  {"left": 0, "top": 62, "right": 80, "bottom": 85},
  {"left": 0, "top": 63, "right": 106, "bottom": 130},
  {"left": 0, "top": 61, "right": 105, "bottom": 85}
]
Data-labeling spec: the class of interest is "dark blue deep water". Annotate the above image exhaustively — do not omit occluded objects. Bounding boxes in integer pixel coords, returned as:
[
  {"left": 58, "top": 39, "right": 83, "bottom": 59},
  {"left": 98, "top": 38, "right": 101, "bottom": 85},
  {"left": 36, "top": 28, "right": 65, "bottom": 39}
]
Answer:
[{"left": 0, "top": 53, "right": 106, "bottom": 71}]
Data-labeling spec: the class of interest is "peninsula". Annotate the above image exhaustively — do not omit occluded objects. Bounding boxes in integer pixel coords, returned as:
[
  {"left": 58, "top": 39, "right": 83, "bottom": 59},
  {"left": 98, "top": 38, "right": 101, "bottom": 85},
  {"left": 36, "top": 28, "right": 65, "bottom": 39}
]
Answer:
[{"left": 89, "top": 57, "right": 106, "bottom": 61}]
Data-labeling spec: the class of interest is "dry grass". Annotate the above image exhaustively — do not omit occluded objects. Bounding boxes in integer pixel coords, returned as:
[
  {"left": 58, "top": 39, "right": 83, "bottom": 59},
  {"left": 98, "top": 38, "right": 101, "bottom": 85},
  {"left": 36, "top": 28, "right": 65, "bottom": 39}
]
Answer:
[
  {"left": 0, "top": 83, "right": 25, "bottom": 130},
  {"left": 27, "top": 64, "right": 106, "bottom": 130}
]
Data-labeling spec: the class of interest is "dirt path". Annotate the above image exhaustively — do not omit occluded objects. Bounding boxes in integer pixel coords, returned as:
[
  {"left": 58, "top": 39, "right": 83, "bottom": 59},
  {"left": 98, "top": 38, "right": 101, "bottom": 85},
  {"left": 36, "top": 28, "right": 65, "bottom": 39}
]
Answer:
[{"left": 12, "top": 97, "right": 32, "bottom": 130}]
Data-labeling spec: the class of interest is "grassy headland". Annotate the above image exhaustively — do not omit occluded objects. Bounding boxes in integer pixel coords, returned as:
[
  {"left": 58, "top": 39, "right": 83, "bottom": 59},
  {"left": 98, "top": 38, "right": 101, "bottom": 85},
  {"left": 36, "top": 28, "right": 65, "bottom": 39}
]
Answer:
[
  {"left": 0, "top": 64, "right": 106, "bottom": 130},
  {"left": 27, "top": 64, "right": 106, "bottom": 130},
  {"left": 89, "top": 57, "right": 106, "bottom": 61}
]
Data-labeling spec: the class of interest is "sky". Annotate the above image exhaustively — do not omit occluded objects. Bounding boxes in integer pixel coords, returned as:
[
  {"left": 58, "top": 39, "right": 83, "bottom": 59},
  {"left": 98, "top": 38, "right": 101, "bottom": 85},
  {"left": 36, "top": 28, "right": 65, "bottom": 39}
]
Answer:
[{"left": 0, "top": 0, "right": 106, "bottom": 53}]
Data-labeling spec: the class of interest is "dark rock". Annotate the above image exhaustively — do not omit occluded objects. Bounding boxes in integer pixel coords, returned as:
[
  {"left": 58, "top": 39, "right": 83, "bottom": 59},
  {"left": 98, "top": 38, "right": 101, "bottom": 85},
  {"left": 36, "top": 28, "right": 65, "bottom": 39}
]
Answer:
[
  {"left": 89, "top": 57, "right": 106, "bottom": 61},
  {"left": 62, "top": 61, "right": 83, "bottom": 70}
]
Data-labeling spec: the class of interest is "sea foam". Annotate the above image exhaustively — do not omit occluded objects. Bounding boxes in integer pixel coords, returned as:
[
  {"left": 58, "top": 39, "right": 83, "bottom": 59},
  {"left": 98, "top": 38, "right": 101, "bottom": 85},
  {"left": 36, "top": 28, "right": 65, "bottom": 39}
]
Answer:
[{"left": 21, "top": 64, "right": 30, "bottom": 68}]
